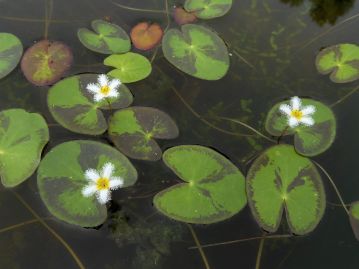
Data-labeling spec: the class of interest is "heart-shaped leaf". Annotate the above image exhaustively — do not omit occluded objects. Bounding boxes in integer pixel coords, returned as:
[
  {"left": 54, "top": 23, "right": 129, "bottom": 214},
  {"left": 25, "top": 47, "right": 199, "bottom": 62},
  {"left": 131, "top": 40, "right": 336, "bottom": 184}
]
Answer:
[
  {"left": 37, "top": 140, "right": 137, "bottom": 227},
  {"left": 316, "top": 43, "right": 359, "bottom": 83},
  {"left": 247, "top": 145, "right": 326, "bottom": 235},
  {"left": 21, "top": 40, "right": 73, "bottom": 86},
  {"left": 350, "top": 202, "right": 359, "bottom": 241},
  {"left": 108, "top": 107, "right": 179, "bottom": 161},
  {"left": 0, "top": 33, "right": 23, "bottom": 80},
  {"left": 265, "top": 98, "right": 336, "bottom": 157},
  {"left": 154, "top": 145, "right": 247, "bottom": 224},
  {"left": 173, "top": 7, "right": 197, "bottom": 25},
  {"left": 0, "top": 109, "right": 49, "bottom": 187},
  {"left": 184, "top": 0, "right": 233, "bottom": 19},
  {"left": 48, "top": 74, "right": 133, "bottom": 135},
  {"left": 130, "top": 22, "right": 163, "bottom": 51},
  {"left": 162, "top": 24, "right": 230, "bottom": 80},
  {"left": 78, "top": 20, "right": 131, "bottom": 54},
  {"left": 104, "top": 52, "right": 152, "bottom": 83}
]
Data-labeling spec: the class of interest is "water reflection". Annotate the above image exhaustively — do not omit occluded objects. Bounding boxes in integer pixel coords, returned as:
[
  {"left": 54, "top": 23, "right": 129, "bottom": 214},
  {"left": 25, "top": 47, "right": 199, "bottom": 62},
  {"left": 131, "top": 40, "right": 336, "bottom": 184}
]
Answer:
[{"left": 280, "top": 0, "right": 355, "bottom": 25}]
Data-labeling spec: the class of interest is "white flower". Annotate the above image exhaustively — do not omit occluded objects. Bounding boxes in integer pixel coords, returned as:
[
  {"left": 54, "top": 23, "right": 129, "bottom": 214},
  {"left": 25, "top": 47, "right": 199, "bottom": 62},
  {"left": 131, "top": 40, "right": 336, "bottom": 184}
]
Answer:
[
  {"left": 86, "top": 74, "right": 121, "bottom": 102},
  {"left": 279, "top": 96, "right": 316, "bottom": 128},
  {"left": 82, "top": 162, "right": 124, "bottom": 204}
]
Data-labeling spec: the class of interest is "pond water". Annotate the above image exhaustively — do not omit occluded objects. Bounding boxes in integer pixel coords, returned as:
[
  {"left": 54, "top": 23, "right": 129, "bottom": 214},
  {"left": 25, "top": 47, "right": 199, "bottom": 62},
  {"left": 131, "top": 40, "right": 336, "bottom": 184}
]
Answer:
[{"left": 0, "top": 0, "right": 359, "bottom": 268}]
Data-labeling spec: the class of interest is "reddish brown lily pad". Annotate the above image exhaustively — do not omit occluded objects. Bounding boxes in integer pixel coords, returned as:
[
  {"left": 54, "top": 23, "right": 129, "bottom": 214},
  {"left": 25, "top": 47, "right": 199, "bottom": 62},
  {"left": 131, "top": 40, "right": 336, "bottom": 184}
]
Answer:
[
  {"left": 173, "top": 7, "right": 197, "bottom": 25},
  {"left": 21, "top": 40, "right": 73, "bottom": 86},
  {"left": 130, "top": 22, "right": 163, "bottom": 51}
]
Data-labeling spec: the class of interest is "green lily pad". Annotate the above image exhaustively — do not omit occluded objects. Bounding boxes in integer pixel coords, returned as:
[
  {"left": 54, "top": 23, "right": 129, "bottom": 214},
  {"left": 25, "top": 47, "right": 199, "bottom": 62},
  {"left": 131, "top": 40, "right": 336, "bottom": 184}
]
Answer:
[
  {"left": 78, "top": 20, "right": 131, "bottom": 54},
  {"left": 184, "top": 0, "right": 233, "bottom": 19},
  {"left": 246, "top": 145, "right": 326, "bottom": 235},
  {"left": 0, "top": 109, "right": 49, "bottom": 187},
  {"left": 37, "top": 140, "right": 138, "bottom": 227},
  {"left": 154, "top": 145, "right": 247, "bottom": 224},
  {"left": 108, "top": 107, "right": 179, "bottom": 161},
  {"left": 21, "top": 40, "right": 73, "bottom": 86},
  {"left": 0, "top": 33, "right": 23, "bottom": 80},
  {"left": 162, "top": 24, "right": 229, "bottom": 80},
  {"left": 48, "top": 74, "right": 133, "bottom": 135},
  {"left": 315, "top": 43, "right": 359, "bottom": 83},
  {"left": 350, "top": 202, "right": 359, "bottom": 241},
  {"left": 104, "top": 52, "right": 152, "bottom": 83},
  {"left": 265, "top": 98, "right": 336, "bottom": 157}
]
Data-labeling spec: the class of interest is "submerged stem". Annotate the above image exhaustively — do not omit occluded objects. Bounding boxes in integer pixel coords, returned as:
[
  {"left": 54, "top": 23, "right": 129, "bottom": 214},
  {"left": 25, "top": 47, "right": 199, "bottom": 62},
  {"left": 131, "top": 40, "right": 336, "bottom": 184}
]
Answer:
[
  {"left": 44, "top": 0, "right": 53, "bottom": 39},
  {"left": 12, "top": 191, "right": 86, "bottom": 269},
  {"left": 255, "top": 236, "right": 265, "bottom": 269},
  {"left": 313, "top": 161, "right": 350, "bottom": 215},
  {"left": 110, "top": 1, "right": 167, "bottom": 14},
  {"left": 187, "top": 224, "right": 211, "bottom": 269},
  {"left": 217, "top": 116, "right": 276, "bottom": 143},
  {"left": 188, "top": 234, "right": 292, "bottom": 249},
  {"left": 330, "top": 84, "right": 359, "bottom": 108}
]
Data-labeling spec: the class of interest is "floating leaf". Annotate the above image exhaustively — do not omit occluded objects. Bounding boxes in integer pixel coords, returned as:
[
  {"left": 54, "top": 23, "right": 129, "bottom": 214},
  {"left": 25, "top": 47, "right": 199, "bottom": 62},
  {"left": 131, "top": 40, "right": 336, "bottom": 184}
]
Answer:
[
  {"left": 154, "top": 145, "right": 247, "bottom": 224},
  {"left": 48, "top": 74, "right": 133, "bottom": 135},
  {"left": 184, "top": 0, "right": 233, "bottom": 19},
  {"left": 37, "top": 140, "right": 137, "bottom": 227},
  {"left": 78, "top": 20, "right": 131, "bottom": 54},
  {"left": 265, "top": 98, "right": 336, "bottom": 157},
  {"left": 104, "top": 52, "right": 152, "bottom": 83},
  {"left": 0, "top": 109, "right": 49, "bottom": 187},
  {"left": 130, "top": 22, "right": 163, "bottom": 51},
  {"left": 108, "top": 107, "right": 179, "bottom": 161},
  {"left": 0, "top": 33, "right": 23, "bottom": 79},
  {"left": 315, "top": 43, "right": 359, "bottom": 83},
  {"left": 21, "top": 40, "right": 73, "bottom": 86},
  {"left": 247, "top": 145, "right": 326, "bottom": 235},
  {"left": 173, "top": 7, "right": 197, "bottom": 25},
  {"left": 350, "top": 202, "right": 359, "bottom": 241},
  {"left": 162, "top": 24, "right": 229, "bottom": 80}
]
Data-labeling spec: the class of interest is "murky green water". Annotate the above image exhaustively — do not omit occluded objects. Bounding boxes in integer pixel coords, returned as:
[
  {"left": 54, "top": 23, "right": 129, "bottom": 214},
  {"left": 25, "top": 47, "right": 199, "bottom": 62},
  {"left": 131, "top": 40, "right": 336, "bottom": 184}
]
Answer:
[{"left": 0, "top": 0, "right": 359, "bottom": 268}]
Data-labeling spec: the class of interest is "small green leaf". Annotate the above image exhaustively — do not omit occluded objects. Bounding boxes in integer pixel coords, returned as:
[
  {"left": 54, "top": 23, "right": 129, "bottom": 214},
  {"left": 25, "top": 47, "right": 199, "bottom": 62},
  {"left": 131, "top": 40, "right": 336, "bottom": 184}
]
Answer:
[
  {"left": 108, "top": 107, "right": 179, "bottom": 161},
  {"left": 78, "top": 20, "right": 131, "bottom": 54},
  {"left": 21, "top": 40, "right": 73, "bottom": 86},
  {"left": 154, "top": 145, "right": 247, "bottom": 224},
  {"left": 246, "top": 145, "right": 326, "bottom": 235},
  {"left": 0, "top": 33, "right": 23, "bottom": 80},
  {"left": 37, "top": 140, "right": 137, "bottom": 227},
  {"left": 0, "top": 109, "right": 49, "bottom": 187},
  {"left": 184, "top": 0, "right": 233, "bottom": 19},
  {"left": 162, "top": 24, "right": 230, "bottom": 80},
  {"left": 316, "top": 43, "right": 359, "bottom": 83},
  {"left": 350, "top": 202, "right": 359, "bottom": 241},
  {"left": 104, "top": 52, "right": 152, "bottom": 83},
  {"left": 265, "top": 98, "right": 336, "bottom": 156},
  {"left": 48, "top": 74, "right": 133, "bottom": 135}
]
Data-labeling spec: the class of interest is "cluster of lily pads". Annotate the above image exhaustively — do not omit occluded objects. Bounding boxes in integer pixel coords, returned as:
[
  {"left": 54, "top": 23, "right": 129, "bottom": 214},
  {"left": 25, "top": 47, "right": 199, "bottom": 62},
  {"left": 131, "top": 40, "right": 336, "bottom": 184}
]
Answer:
[{"left": 0, "top": 0, "right": 359, "bottom": 244}]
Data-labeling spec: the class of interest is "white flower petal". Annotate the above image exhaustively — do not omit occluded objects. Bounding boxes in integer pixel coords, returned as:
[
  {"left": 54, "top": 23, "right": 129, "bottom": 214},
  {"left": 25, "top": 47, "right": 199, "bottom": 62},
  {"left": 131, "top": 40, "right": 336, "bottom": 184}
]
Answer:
[
  {"left": 300, "top": 116, "right": 315, "bottom": 126},
  {"left": 109, "top": 177, "right": 124, "bottom": 190},
  {"left": 279, "top": 104, "right": 292, "bottom": 116},
  {"left": 85, "top": 169, "right": 100, "bottom": 182},
  {"left": 98, "top": 74, "right": 109, "bottom": 87},
  {"left": 290, "top": 96, "right": 301, "bottom": 110},
  {"left": 94, "top": 93, "right": 105, "bottom": 102},
  {"left": 97, "top": 189, "right": 111, "bottom": 204},
  {"left": 86, "top": 83, "right": 100, "bottom": 94},
  {"left": 82, "top": 184, "right": 97, "bottom": 197},
  {"left": 288, "top": 117, "right": 299, "bottom": 127},
  {"left": 107, "top": 88, "right": 119, "bottom": 98},
  {"left": 301, "top": 105, "right": 316, "bottom": 116},
  {"left": 109, "top": 79, "right": 121, "bottom": 90},
  {"left": 102, "top": 162, "right": 114, "bottom": 178}
]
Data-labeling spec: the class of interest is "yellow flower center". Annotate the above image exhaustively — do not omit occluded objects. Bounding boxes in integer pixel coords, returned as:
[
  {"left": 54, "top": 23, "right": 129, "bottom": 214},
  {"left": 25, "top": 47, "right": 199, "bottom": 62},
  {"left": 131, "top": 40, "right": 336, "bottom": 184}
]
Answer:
[
  {"left": 291, "top": 110, "right": 303, "bottom": 120},
  {"left": 100, "top": 85, "right": 110, "bottom": 96},
  {"left": 96, "top": 177, "right": 110, "bottom": 190}
]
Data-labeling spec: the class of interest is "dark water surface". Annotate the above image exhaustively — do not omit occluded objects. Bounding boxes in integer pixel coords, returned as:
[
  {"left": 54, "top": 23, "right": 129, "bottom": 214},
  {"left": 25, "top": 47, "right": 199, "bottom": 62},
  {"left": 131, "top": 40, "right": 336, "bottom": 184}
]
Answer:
[{"left": 0, "top": 0, "right": 359, "bottom": 268}]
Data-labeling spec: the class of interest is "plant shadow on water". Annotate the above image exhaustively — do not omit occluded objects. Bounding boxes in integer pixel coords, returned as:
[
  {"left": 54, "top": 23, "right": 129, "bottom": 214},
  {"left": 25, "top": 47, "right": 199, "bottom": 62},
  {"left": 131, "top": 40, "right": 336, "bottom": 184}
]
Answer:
[{"left": 0, "top": 0, "right": 359, "bottom": 268}]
